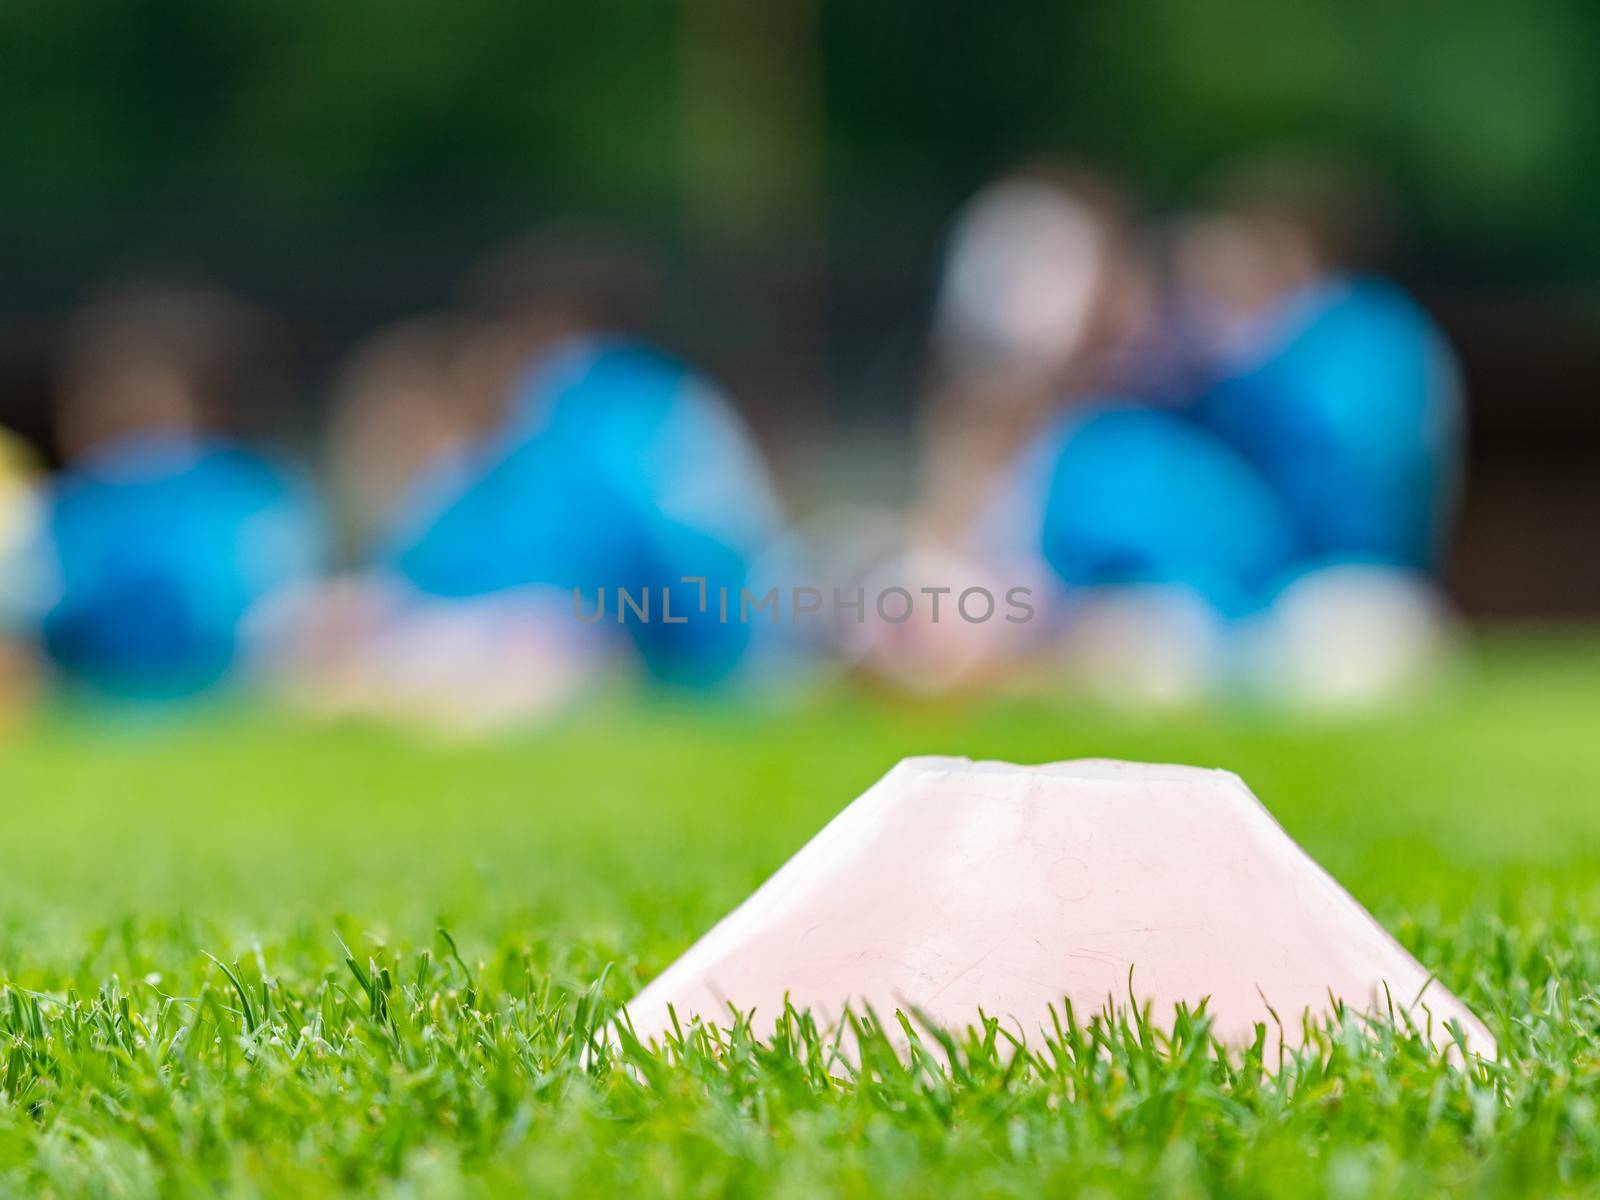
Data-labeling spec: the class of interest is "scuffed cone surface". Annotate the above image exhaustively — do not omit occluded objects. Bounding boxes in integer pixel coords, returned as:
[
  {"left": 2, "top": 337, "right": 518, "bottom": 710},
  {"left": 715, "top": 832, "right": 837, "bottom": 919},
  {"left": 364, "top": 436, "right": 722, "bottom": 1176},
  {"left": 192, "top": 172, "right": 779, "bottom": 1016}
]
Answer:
[{"left": 627, "top": 758, "right": 1495, "bottom": 1057}]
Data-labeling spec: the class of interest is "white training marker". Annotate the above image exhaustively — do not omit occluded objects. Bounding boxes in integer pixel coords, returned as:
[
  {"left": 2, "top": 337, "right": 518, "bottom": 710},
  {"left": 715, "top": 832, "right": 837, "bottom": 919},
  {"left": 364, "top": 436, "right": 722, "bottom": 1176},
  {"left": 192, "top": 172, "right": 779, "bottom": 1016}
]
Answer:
[{"left": 626, "top": 757, "right": 1494, "bottom": 1058}]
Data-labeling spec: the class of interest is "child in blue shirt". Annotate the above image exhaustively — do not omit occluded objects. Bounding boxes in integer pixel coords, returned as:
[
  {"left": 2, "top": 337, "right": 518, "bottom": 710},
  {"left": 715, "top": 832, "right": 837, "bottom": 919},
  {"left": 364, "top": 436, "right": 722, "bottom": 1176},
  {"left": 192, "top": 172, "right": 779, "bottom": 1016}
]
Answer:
[{"left": 28, "top": 282, "right": 323, "bottom": 699}]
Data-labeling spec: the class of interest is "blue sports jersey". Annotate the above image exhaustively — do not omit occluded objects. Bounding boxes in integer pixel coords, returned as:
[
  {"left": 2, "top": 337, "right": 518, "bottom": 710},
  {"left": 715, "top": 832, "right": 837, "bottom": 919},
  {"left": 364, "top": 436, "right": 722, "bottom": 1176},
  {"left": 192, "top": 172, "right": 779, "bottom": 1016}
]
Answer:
[
  {"left": 1195, "top": 277, "right": 1461, "bottom": 571},
  {"left": 1032, "top": 406, "right": 1298, "bottom": 619},
  {"left": 37, "top": 434, "right": 322, "bottom": 698},
  {"left": 382, "top": 338, "right": 779, "bottom": 686}
]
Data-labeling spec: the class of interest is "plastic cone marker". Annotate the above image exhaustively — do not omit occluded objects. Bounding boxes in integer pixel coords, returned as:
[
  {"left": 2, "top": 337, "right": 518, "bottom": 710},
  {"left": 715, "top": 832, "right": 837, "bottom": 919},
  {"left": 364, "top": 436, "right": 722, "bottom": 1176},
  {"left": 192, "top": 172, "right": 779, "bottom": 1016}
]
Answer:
[{"left": 627, "top": 758, "right": 1494, "bottom": 1057}]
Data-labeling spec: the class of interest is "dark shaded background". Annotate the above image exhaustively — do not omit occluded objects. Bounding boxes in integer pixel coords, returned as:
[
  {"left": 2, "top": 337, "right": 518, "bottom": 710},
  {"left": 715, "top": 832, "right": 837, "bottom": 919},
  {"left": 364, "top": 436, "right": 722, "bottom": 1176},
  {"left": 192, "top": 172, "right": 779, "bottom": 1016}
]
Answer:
[{"left": 3, "top": 0, "right": 1597, "bottom": 614}]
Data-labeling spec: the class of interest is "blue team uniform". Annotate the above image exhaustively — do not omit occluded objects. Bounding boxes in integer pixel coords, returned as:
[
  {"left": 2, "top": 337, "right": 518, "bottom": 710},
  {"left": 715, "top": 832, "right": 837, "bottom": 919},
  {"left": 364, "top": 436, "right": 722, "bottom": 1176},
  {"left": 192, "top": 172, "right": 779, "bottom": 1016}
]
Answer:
[
  {"left": 1195, "top": 276, "right": 1461, "bottom": 571},
  {"left": 382, "top": 338, "right": 779, "bottom": 686},
  {"left": 1019, "top": 277, "right": 1457, "bottom": 621},
  {"left": 1029, "top": 406, "right": 1297, "bottom": 619},
  {"left": 36, "top": 434, "right": 322, "bottom": 698}
]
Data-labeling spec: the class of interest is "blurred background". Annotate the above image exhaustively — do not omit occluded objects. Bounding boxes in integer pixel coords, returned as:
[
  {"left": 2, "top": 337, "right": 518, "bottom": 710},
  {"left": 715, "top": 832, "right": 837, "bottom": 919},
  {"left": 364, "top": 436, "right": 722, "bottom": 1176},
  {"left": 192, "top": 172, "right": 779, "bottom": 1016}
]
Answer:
[{"left": 2, "top": 0, "right": 1598, "bottom": 722}]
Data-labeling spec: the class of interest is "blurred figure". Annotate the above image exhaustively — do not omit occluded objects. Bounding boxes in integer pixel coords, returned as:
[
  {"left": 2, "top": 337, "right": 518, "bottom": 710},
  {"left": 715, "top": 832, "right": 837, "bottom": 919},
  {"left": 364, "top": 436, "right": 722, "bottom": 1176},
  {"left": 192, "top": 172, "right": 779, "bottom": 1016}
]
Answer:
[
  {"left": 1176, "top": 153, "right": 1464, "bottom": 707},
  {"left": 977, "top": 402, "right": 1299, "bottom": 707},
  {"left": 856, "top": 166, "right": 1168, "bottom": 693},
  {"left": 296, "top": 228, "right": 785, "bottom": 729},
  {"left": 918, "top": 165, "right": 1159, "bottom": 544},
  {"left": 27, "top": 280, "right": 322, "bottom": 700},
  {"left": 326, "top": 222, "right": 660, "bottom": 561},
  {"left": 1177, "top": 153, "right": 1461, "bottom": 571},
  {"left": 864, "top": 168, "right": 1222, "bottom": 694},
  {"left": 877, "top": 152, "right": 1466, "bottom": 710},
  {"left": 878, "top": 153, "right": 1462, "bottom": 709},
  {"left": 380, "top": 336, "right": 781, "bottom": 687}
]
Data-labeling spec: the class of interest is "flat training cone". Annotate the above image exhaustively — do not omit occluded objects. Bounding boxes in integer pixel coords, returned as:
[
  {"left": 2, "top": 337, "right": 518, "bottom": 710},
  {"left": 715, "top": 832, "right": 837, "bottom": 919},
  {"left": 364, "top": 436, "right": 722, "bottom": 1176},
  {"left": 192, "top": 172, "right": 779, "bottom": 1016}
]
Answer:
[{"left": 626, "top": 758, "right": 1494, "bottom": 1057}]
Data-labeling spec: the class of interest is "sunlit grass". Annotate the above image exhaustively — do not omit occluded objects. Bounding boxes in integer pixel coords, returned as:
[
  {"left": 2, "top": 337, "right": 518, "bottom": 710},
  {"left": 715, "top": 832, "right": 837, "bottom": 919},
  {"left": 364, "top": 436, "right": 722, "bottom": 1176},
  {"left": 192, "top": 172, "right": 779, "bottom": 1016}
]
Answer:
[{"left": 2, "top": 628, "right": 1600, "bottom": 1195}]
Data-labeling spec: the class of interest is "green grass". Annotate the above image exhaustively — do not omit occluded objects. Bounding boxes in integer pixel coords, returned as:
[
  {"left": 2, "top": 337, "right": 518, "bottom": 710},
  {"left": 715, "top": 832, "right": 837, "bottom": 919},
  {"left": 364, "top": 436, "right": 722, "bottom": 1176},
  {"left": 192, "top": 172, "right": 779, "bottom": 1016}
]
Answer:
[{"left": 4, "top": 631, "right": 1600, "bottom": 1196}]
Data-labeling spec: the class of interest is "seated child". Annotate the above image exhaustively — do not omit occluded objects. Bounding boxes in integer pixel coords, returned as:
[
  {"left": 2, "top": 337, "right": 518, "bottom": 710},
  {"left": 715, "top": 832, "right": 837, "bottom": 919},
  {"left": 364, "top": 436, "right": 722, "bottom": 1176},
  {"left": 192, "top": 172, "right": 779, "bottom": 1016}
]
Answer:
[
  {"left": 28, "top": 281, "right": 322, "bottom": 699},
  {"left": 1176, "top": 155, "right": 1463, "bottom": 572},
  {"left": 376, "top": 335, "right": 781, "bottom": 690}
]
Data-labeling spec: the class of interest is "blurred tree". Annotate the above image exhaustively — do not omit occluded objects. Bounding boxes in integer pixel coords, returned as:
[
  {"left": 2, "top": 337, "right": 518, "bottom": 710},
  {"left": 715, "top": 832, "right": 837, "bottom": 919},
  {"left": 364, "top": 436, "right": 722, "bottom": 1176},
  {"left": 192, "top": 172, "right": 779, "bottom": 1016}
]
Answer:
[{"left": 1, "top": 0, "right": 1595, "bottom": 274}]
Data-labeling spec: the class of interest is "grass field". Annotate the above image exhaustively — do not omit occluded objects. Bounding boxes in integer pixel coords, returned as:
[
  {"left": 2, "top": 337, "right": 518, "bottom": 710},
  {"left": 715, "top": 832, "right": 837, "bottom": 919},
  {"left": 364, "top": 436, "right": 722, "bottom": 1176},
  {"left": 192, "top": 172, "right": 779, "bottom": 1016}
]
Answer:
[{"left": 4, "top": 631, "right": 1600, "bottom": 1196}]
